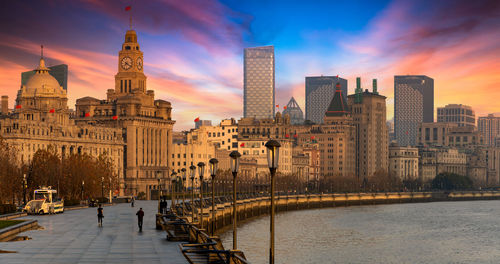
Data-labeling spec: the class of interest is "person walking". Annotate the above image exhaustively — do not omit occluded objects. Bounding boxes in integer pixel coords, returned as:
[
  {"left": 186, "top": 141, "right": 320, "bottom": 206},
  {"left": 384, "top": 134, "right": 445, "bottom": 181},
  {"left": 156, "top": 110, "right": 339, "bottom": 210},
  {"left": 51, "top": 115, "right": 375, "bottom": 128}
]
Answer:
[
  {"left": 136, "top": 207, "right": 144, "bottom": 231},
  {"left": 131, "top": 197, "right": 135, "bottom": 207},
  {"left": 97, "top": 204, "right": 104, "bottom": 227}
]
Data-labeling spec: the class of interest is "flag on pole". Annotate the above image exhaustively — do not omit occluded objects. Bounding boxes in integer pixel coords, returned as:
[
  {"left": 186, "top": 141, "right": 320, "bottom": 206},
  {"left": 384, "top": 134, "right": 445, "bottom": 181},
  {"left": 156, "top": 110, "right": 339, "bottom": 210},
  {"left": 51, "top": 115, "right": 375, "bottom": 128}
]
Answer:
[
  {"left": 285, "top": 134, "right": 289, "bottom": 138},
  {"left": 15, "top": 105, "right": 22, "bottom": 109},
  {"left": 240, "top": 143, "right": 245, "bottom": 147},
  {"left": 276, "top": 104, "right": 279, "bottom": 108},
  {"left": 310, "top": 136, "right": 315, "bottom": 140},
  {"left": 284, "top": 106, "right": 287, "bottom": 110},
  {"left": 112, "top": 115, "right": 118, "bottom": 120},
  {"left": 49, "top": 109, "right": 55, "bottom": 113},
  {"left": 85, "top": 112, "right": 90, "bottom": 117},
  {"left": 125, "top": 6, "right": 131, "bottom": 11},
  {"left": 194, "top": 117, "right": 200, "bottom": 122},
  {"left": 293, "top": 134, "right": 298, "bottom": 138}
]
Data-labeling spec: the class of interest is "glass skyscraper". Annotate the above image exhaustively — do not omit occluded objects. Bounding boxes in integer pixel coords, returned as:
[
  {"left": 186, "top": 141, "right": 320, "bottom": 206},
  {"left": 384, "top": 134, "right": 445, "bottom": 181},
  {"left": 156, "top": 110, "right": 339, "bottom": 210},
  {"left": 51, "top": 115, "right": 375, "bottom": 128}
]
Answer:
[
  {"left": 305, "top": 76, "right": 347, "bottom": 124},
  {"left": 394, "top": 75, "right": 434, "bottom": 146},
  {"left": 244, "top": 46, "right": 275, "bottom": 119}
]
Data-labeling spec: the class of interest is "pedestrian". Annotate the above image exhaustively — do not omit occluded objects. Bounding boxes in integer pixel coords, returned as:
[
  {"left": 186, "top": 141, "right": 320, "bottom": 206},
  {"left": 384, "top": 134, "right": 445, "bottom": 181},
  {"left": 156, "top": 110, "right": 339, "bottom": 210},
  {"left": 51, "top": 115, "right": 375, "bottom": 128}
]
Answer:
[
  {"left": 97, "top": 204, "right": 104, "bottom": 227},
  {"left": 136, "top": 207, "right": 144, "bottom": 231},
  {"left": 131, "top": 197, "right": 135, "bottom": 207}
]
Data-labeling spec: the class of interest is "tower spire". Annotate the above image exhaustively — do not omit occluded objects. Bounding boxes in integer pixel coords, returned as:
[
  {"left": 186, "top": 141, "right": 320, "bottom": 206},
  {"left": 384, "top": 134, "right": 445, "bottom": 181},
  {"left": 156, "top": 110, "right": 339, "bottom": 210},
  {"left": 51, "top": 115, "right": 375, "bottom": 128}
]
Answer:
[
  {"left": 41, "top": 45, "right": 44, "bottom": 59},
  {"left": 129, "top": 13, "right": 132, "bottom": 29}
]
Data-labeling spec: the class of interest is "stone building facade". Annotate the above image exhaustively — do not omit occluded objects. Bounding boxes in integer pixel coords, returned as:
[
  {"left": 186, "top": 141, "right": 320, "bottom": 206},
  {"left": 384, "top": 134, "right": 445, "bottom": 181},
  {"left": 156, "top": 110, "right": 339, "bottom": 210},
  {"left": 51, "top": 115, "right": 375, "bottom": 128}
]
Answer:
[
  {"left": 347, "top": 78, "right": 388, "bottom": 180},
  {"left": 478, "top": 114, "right": 500, "bottom": 146},
  {"left": 74, "top": 28, "right": 174, "bottom": 197},
  {"left": 417, "top": 122, "right": 483, "bottom": 148},
  {"left": 388, "top": 144, "right": 419, "bottom": 181},
  {"left": 437, "top": 104, "right": 475, "bottom": 127},
  {"left": 0, "top": 55, "right": 124, "bottom": 179}
]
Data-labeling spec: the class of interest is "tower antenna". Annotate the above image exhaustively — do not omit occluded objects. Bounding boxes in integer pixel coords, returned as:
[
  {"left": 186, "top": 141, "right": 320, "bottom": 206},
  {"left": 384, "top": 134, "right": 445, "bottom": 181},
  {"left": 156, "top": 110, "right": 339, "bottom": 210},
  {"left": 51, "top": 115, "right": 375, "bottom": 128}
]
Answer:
[{"left": 41, "top": 45, "right": 44, "bottom": 58}]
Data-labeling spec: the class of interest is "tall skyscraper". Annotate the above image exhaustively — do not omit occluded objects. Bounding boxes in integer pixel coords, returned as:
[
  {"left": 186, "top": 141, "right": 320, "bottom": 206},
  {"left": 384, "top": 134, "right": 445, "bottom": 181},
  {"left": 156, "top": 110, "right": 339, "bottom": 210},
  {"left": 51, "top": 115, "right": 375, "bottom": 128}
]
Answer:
[
  {"left": 243, "top": 46, "right": 275, "bottom": 119},
  {"left": 394, "top": 75, "right": 434, "bottom": 146},
  {"left": 437, "top": 104, "right": 475, "bottom": 127},
  {"left": 22, "top": 64, "right": 68, "bottom": 90},
  {"left": 348, "top": 78, "right": 388, "bottom": 180},
  {"left": 478, "top": 114, "right": 500, "bottom": 146},
  {"left": 305, "top": 76, "right": 347, "bottom": 124}
]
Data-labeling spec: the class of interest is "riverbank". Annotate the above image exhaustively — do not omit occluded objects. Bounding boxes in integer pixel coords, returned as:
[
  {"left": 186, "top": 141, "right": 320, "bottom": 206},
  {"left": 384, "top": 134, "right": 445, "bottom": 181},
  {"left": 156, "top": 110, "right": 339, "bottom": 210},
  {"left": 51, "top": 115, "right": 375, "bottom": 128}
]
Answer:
[{"left": 197, "top": 191, "right": 500, "bottom": 235}]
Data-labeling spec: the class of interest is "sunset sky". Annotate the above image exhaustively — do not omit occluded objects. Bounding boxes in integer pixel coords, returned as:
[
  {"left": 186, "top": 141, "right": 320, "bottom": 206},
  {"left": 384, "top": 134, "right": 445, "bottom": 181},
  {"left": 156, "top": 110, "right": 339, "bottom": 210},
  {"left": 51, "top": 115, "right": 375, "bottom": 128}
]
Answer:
[{"left": 0, "top": 0, "right": 498, "bottom": 130}]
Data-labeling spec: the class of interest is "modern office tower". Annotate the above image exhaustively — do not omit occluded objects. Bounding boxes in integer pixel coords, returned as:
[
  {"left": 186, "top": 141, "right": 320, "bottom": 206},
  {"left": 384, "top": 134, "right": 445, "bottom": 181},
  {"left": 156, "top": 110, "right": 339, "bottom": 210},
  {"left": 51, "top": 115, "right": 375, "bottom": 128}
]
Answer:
[
  {"left": 394, "top": 75, "right": 434, "bottom": 146},
  {"left": 305, "top": 76, "right": 347, "bottom": 124},
  {"left": 437, "top": 104, "right": 475, "bottom": 127},
  {"left": 478, "top": 114, "right": 500, "bottom": 146},
  {"left": 22, "top": 64, "right": 68, "bottom": 90},
  {"left": 282, "top": 97, "right": 304, "bottom": 125},
  {"left": 348, "top": 78, "right": 388, "bottom": 180},
  {"left": 243, "top": 46, "right": 275, "bottom": 119}
]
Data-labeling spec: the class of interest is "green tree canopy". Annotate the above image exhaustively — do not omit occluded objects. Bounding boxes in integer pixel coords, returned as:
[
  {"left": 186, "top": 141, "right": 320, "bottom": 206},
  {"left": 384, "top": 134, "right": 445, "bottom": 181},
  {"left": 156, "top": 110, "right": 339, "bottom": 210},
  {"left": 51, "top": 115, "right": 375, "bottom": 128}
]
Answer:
[{"left": 431, "top": 172, "right": 473, "bottom": 190}]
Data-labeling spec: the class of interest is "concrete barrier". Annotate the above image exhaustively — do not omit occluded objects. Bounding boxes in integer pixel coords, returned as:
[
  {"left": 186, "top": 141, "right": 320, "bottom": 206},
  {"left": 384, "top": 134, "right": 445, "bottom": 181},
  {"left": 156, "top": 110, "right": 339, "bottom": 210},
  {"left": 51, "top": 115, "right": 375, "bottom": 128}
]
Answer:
[{"left": 0, "top": 219, "right": 38, "bottom": 242}]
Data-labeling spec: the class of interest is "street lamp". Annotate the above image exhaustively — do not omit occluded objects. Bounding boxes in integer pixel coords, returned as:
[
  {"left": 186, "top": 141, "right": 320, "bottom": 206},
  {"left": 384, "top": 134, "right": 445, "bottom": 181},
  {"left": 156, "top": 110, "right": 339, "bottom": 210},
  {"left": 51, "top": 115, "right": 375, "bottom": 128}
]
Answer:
[
  {"left": 23, "top": 174, "right": 27, "bottom": 205},
  {"left": 209, "top": 158, "right": 218, "bottom": 236},
  {"left": 101, "top": 176, "right": 104, "bottom": 200},
  {"left": 265, "top": 139, "right": 280, "bottom": 264},
  {"left": 81, "top": 180, "right": 85, "bottom": 201},
  {"left": 181, "top": 168, "right": 186, "bottom": 216},
  {"left": 229, "top": 151, "right": 241, "bottom": 250},
  {"left": 171, "top": 170, "right": 177, "bottom": 212},
  {"left": 157, "top": 171, "right": 162, "bottom": 214},
  {"left": 189, "top": 164, "right": 196, "bottom": 223},
  {"left": 197, "top": 162, "right": 205, "bottom": 229}
]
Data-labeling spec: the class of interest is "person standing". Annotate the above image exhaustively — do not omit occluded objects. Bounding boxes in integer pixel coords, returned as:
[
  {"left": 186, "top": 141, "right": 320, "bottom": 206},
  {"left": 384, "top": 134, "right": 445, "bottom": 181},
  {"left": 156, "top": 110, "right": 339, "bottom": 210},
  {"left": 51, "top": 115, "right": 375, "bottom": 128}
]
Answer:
[
  {"left": 136, "top": 207, "right": 144, "bottom": 231},
  {"left": 97, "top": 204, "right": 104, "bottom": 227},
  {"left": 131, "top": 197, "right": 135, "bottom": 207}
]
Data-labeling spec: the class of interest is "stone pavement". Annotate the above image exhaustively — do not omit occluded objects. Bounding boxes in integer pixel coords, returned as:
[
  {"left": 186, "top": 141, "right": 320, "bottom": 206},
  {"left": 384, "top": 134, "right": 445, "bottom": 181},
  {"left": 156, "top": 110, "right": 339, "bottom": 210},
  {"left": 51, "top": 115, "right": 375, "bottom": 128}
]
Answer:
[{"left": 0, "top": 201, "right": 187, "bottom": 264}]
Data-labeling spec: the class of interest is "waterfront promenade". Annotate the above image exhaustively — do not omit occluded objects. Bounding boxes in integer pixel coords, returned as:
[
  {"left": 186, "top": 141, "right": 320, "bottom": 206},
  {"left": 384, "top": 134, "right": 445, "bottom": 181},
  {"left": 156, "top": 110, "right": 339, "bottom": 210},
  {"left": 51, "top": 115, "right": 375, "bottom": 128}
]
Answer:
[{"left": 0, "top": 201, "right": 186, "bottom": 264}]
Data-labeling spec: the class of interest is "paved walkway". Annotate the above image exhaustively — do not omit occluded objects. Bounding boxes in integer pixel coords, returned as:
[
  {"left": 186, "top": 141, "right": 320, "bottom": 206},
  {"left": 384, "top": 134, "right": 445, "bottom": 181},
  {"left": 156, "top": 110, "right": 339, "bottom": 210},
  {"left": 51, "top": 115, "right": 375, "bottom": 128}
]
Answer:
[{"left": 0, "top": 201, "right": 187, "bottom": 264}]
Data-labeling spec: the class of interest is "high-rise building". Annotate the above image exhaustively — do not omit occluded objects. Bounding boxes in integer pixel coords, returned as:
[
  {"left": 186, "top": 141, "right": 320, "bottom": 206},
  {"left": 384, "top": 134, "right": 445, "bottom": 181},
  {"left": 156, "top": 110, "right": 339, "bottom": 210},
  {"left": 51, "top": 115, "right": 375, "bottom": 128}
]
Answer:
[
  {"left": 22, "top": 64, "right": 68, "bottom": 90},
  {"left": 243, "top": 46, "right": 275, "bottom": 119},
  {"left": 348, "top": 78, "right": 388, "bottom": 180},
  {"left": 305, "top": 76, "right": 347, "bottom": 124},
  {"left": 478, "top": 114, "right": 500, "bottom": 146},
  {"left": 437, "top": 104, "right": 475, "bottom": 127},
  {"left": 282, "top": 97, "right": 304, "bottom": 125},
  {"left": 394, "top": 75, "right": 434, "bottom": 146}
]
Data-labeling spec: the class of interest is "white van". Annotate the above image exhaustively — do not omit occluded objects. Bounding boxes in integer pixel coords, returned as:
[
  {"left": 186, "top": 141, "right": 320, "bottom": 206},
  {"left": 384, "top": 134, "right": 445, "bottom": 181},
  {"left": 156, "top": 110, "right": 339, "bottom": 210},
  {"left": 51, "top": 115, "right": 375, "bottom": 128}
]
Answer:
[{"left": 24, "top": 187, "right": 64, "bottom": 214}]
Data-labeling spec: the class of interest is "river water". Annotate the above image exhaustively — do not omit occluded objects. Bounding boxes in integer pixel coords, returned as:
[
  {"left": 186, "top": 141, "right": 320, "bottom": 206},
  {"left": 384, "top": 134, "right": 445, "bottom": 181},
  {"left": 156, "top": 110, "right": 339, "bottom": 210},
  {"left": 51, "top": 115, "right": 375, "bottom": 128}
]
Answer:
[{"left": 220, "top": 200, "right": 500, "bottom": 264}]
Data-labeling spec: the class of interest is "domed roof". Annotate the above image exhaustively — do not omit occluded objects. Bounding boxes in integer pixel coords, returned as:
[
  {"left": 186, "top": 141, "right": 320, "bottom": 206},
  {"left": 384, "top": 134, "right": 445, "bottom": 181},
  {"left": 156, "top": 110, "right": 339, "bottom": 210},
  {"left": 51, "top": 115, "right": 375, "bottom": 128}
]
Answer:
[{"left": 24, "top": 58, "right": 65, "bottom": 96}]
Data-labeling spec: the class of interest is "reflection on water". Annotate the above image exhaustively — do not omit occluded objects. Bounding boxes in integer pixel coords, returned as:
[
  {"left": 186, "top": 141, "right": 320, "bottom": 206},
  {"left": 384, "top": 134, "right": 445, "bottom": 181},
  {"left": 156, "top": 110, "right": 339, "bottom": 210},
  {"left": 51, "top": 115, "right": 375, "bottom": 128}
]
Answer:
[{"left": 220, "top": 200, "right": 500, "bottom": 264}]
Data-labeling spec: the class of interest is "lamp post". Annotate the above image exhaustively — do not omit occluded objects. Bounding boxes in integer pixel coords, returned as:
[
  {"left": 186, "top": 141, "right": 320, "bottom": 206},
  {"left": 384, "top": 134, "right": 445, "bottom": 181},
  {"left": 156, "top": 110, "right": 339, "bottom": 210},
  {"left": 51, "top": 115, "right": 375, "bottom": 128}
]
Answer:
[
  {"left": 23, "top": 174, "right": 27, "bottom": 205},
  {"left": 229, "top": 151, "right": 241, "bottom": 250},
  {"left": 171, "top": 170, "right": 177, "bottom": 212},
  {"left": 197, "top": 162, "right": 205, "bottom": 229},
  {"left": 157, "top": 171, "right": 162, "bottom": 214},
  {"left": 189, "top": 165, "right": 196, "bottom": 222},
  {"left": 209, "top": 158, "right": 218, "bottom": 236},
  {"left": 265, "top": 140, "right": 281, "bottom": 264},
  {"left": 181, "top": 168, "right": 186, "bottom": 216},
  {"left": 81, "top": 180, "right": 85, "bottom": 201},
  {"left": 101, "top": 176, "right": 104, "bottom": 200}
]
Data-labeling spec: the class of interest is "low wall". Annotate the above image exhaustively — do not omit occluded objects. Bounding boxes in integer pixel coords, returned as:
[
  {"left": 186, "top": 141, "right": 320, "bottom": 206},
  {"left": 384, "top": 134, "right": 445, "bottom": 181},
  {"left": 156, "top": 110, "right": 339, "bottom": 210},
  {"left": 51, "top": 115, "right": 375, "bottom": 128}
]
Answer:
[
  {"left": 0, "top": 219, "right": 38, "bottom": 242},
  {"left": 189, "top": 191, "right": 500, "bottom": 234},
  {"left": 0, "top": 212, "right": 27, "bottom": 221}
]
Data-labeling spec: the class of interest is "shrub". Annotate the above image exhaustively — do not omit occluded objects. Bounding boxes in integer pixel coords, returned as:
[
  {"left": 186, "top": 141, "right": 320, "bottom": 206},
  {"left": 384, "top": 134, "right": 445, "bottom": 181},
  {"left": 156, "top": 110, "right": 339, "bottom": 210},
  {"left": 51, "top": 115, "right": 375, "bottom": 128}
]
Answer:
[
  {"left": 64, "top": 199, "right": 80, "bottom": 206},
  {"left": 137, "top": 192, "right": 146, "bottom": 200},
  {"left": 0, "top": 204, "right": 17, "bottom": 215}
]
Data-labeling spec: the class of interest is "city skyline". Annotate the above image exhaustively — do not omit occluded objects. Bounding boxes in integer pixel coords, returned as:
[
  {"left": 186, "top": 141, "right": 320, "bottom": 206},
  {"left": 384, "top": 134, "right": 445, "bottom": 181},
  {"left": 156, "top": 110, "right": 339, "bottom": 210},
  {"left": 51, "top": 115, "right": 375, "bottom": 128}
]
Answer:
[{"left": 0, "top": 0, "right": 499, "bottom": 130}]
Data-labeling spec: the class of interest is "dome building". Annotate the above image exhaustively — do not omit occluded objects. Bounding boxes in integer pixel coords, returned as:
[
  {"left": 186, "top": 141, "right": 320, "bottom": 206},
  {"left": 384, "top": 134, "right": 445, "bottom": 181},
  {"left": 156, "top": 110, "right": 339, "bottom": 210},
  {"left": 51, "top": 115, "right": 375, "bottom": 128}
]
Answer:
[{"left": 0, "top": 49, "right": 124, "bottom": 178}]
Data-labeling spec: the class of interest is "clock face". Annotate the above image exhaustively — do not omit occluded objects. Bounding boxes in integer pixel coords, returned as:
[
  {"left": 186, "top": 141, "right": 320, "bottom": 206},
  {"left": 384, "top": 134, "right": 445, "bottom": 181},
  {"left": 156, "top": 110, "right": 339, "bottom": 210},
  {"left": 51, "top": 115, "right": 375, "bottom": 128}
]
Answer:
[
  {"left": 121, "top": 57, "right": 132, "bottom": 70},
  {"left": 136, "top": 57, "right": 143, "bottom": 70}
]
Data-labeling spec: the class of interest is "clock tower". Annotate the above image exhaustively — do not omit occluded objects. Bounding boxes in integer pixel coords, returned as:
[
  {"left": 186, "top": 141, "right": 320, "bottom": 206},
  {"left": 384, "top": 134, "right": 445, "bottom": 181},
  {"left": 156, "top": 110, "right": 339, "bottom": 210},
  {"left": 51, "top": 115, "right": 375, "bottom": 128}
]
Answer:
[{"left": 115, "top": 29, "right": 146, "bottom": 94}]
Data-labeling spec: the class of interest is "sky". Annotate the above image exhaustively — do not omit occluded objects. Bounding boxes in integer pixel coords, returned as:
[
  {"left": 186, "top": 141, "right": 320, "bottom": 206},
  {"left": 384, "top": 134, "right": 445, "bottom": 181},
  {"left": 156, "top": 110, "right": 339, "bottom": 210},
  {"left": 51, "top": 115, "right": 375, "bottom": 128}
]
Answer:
[{"left": 0, "top": 0, "right": 499, "bottom": 130}]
